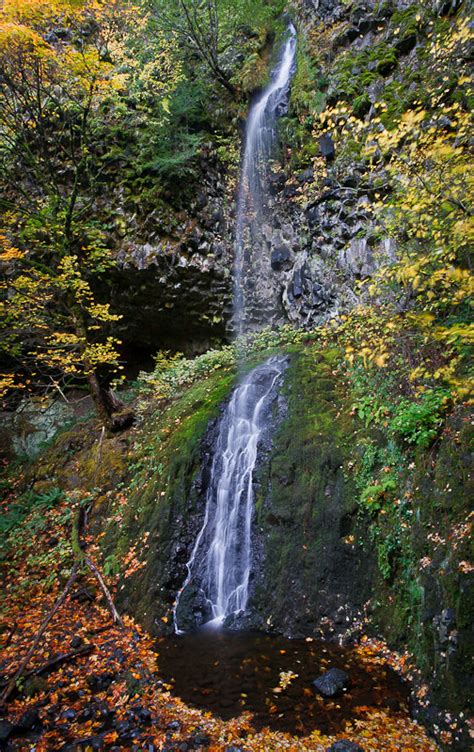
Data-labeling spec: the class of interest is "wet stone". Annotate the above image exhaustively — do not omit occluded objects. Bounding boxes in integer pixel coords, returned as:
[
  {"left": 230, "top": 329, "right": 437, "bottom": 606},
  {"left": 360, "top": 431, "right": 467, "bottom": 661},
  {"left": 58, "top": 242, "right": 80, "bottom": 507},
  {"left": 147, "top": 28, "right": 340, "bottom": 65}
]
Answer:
[
  {"left": 0, "top": 721, "right": 14, "bottom": 742},
  {"left": 60, "top": 708, "right": 77, "bottom": 721},
  {"left": 271, "top": 247, "right": 291, "bottom": 270},
  {"left": 190, "top": 732, "right": 210, "bottom": 747},
  {"left": 328, "top": 742, "right": 364, "bottom": 752},
  {"left": 86, "top": 672, "right": 115, "bottom": 691},
  {"left": 62, "top": 736, "right": 105, "bottom": 751},
  {"left": 312, "top": 668, "right": 350, "bottom": 698},
  {"left": 17, "top": 707, "right": 41, "bottom": 729},
  {"left": 319, "top": 134, "right": 335, "bottom": 160},
  {"left": 131, "top": 705, "right": 152, "bottom": 724}
]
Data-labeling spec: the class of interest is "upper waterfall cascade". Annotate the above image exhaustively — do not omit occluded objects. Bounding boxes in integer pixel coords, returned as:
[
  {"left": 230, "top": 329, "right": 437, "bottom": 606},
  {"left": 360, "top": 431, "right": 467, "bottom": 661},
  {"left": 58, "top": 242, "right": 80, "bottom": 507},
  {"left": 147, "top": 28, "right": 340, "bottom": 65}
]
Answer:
[
  {"left": 234, "top": 24, "right": 297, "bottom": 334},
  {"left": 174, "top": 27, "right": 296, "bottom": 632}
]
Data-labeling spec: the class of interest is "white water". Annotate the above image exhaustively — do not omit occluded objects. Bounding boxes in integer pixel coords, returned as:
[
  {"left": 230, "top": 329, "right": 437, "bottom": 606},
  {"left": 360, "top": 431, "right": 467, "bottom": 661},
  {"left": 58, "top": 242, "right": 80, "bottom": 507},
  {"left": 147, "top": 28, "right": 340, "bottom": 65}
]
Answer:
[
  {"left": 174, "top": 27, "right": 296, "bottom": 633},
  {"left": 174, "top": 357, "right": 287, "bottom": 632},
  {"left": 234, "top": 24, "right": 297, "bottom": 334}
]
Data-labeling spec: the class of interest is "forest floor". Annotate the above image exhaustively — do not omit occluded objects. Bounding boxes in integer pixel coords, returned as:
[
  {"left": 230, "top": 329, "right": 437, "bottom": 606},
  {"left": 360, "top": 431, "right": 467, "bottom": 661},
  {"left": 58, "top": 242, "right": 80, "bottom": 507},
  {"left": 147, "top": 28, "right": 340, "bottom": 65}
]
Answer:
[{"left": 0, "top": 483, "right": 439, "bottom": 752}]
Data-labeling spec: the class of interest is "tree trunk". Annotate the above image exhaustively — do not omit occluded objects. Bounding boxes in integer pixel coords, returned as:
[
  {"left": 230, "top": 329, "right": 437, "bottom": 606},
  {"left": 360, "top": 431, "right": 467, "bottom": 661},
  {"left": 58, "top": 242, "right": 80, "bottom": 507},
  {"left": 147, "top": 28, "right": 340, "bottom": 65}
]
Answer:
[
  {"left": 71, "top": 304, "right": 133, "bottom": 433},
  {"left": 86, "top": 368, "right": 134, "bottom": 432},
  {"left": 86, "top": 367, "right": 114, "bottom": 430}
]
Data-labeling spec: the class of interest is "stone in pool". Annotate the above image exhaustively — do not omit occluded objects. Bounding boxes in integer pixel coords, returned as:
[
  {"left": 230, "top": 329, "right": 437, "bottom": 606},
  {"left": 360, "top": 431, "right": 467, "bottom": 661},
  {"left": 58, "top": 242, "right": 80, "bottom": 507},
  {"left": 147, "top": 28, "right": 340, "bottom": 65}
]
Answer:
[
  {"left": 312, "top": 668, "right": 350, "bottom": 697},
  {"left": 328, "top": 742, "right": 364, "bottom": 752}
]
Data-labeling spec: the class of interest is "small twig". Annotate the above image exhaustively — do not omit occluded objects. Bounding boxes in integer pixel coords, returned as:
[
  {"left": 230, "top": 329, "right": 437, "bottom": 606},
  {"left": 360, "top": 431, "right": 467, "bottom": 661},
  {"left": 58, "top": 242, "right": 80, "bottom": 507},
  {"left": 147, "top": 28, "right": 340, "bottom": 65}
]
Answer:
[
  {"left": 94, "top": 425, "right": 106, "bottom": 485},
  {"left": 50, "top": 378, "right": 70, "bottom": 404},
  {"left": 83, "top": 555, "right": 124, "bottom": 627},
  {"left": 72, "top": 503, "right": 124, "bottom": 627},
  {"left": 2, "top": 622, "right": 17, "bottom": 649}
]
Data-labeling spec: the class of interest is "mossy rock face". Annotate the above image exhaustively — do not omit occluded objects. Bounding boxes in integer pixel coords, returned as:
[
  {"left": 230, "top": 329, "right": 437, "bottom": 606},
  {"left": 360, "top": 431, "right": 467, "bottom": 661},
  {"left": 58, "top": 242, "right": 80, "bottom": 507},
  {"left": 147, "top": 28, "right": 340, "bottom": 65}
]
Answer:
[
  {"left": 371, "top": 407, "right": 473, "bottom": 741},
  {"left": 103, "top": 370, "right": 236, "bottom": 634},
  {"left": 108, "top": 346, "right": 377, "bottom": 640},
  {"left": 26, "top": 422, "right": 128, "bottom": 495},
  {"left": 247, "top": 347, "right": 376, "bottom": 639}
]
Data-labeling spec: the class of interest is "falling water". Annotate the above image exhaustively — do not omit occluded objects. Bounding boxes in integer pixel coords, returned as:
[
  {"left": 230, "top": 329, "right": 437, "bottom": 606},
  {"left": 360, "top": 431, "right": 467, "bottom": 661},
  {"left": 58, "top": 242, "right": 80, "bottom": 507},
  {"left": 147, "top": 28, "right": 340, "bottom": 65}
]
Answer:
[
  {"left": 174, "top": 27, "right": 296, "bottom": 633},
  {"left": 234, "top": 23, "right": 297, "bottom": 334},
  {"left": 174, "top": 357, "right": 287, "bottom": 632}
]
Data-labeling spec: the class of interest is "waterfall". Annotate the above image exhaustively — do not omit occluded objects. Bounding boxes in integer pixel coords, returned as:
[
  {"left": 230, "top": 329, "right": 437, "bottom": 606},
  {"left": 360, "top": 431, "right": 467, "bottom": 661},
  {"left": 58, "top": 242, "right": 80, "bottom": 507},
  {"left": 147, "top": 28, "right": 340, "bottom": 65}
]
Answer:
[
  {"left": 234, "top": 23, "right": 297, "bottom": 334},
  {"left": 174, "top": 26, "right": 296, "bottom": 633},
  {"left": 174, "top": 356, "right": 287, "bottom": 632}
]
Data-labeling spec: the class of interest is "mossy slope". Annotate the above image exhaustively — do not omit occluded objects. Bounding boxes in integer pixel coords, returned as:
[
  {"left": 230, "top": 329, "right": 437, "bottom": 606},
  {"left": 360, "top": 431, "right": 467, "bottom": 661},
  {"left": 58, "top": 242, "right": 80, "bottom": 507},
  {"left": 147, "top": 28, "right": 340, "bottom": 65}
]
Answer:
[{"left": 249, "top": 346, "right": 376, "bottom": 637}]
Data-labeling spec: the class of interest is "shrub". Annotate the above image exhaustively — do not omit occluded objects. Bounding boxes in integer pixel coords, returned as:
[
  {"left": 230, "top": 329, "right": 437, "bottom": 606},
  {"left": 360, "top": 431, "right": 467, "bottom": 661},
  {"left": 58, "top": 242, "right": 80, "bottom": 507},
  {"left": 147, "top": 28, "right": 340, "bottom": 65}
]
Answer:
[{"left": 390, "top": 389, "right": 449, "bottom": 448}]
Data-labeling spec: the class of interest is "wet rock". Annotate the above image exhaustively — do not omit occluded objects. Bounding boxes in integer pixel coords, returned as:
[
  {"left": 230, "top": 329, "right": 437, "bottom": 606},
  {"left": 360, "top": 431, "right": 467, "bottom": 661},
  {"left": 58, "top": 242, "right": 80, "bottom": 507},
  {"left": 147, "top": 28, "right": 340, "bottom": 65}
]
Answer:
[
  {"left": 297, "top": 168, "right": 314, "bottom": 184},
  {"left": 292, "top": 269, "right": 303, "bottom": 298},
  {"left": 0, "top": 721, "right": 14, "bottom": 742},
  {"left": 190, "top": 731, "right": 210, "bottom": 747},
  {"left": 70, "top": 634, "right": 83, "bottom": 649},
  {"left": 268, "top": 172, "right": 286, "bottom": 194},
  {"left": 17, "top": 708, "right": 40, "bottom": 729},
  {"left": 115, "top": 720, "right": 140, "bottom": 743},
  {"left": 2, "top": 398, "right": 75, "bottom": 460},
  {"left": 187, "top": 231, "right": 202, "bottom": 253},
  {"left": 271, "top": 246, "right": 291, "bottom": 271},
  {"left": 377, "top": 238, "right": 397, "bottom": 264},
  {"left": 340, "top": 175, "right": 359, "bottom": 189},
  {"left": 130, "top": 705, "right": 152, "bottom": 724},
  {"left": 283, "top": 184, "right": 298, "bottom": 198},
  {"left": 195, "top": 192, "right": 207, "bottom": 211},
  {"left": 79, "top": 701, "right": 114, "bottom": 724},
  {"left": 116, "top": 720, "right": 133, "bottom": 737},
  {"left": 338, "top": 238, "right": 376, "bottom": 278},
  {"left": 394, "top": 34, "right": 417, "bottom": 56},
  {"left": 319, "top": 133, "right": 335, "bottom": 161},
  {"left": 60, "top": 708, "right": 77, "bottom": 721},
  {"left": 306, "top": 205, "right": 320, "bottom": 225},
  {"left": 357, "top": 15, "right": 377, "bottom": 34},
  {"left": 166, "top": 720, "right": 181, "bottom": 732},
  {"left": 45, "top": 27, "right": 72, "bottom": 44},
  {"left": 86, "top": 672, "right": 115, "bottom": 691},
  {"left": 327, "top": 742, "right": 364, "bottom": 752},
  {"left": 174, "top": 582, "right": 213, "bottom": 631},
  {"left": 333, "top": 26, "right": 359, "bottom": 48},
  {"left": 433, "top": 607, "right": 456, "bottom": 644},
  {"left": 61, "top": 736, "right": 106, "bottom": 752},
  {"left": 312, "top": 668, "right": 350, "bottom": 697},
  {"left": 367, "top": 80, "right": 384, "bottom": 104}
]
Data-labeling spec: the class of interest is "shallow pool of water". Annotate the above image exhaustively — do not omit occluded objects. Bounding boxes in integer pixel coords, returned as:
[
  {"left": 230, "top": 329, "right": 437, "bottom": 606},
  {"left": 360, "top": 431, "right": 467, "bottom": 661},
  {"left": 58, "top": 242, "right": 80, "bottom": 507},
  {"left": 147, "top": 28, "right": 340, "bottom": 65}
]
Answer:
[{"left": 157, "top": 628, "right": 408, "bottom": 736}]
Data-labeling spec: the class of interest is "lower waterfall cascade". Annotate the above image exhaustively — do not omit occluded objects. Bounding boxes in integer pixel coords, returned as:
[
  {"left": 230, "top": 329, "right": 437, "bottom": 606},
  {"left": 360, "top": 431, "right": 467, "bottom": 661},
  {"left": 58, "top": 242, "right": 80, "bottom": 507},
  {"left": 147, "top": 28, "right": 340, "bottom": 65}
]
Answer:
[{"left": 173, "top": 356, "right": 288, "bottom": 632}]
